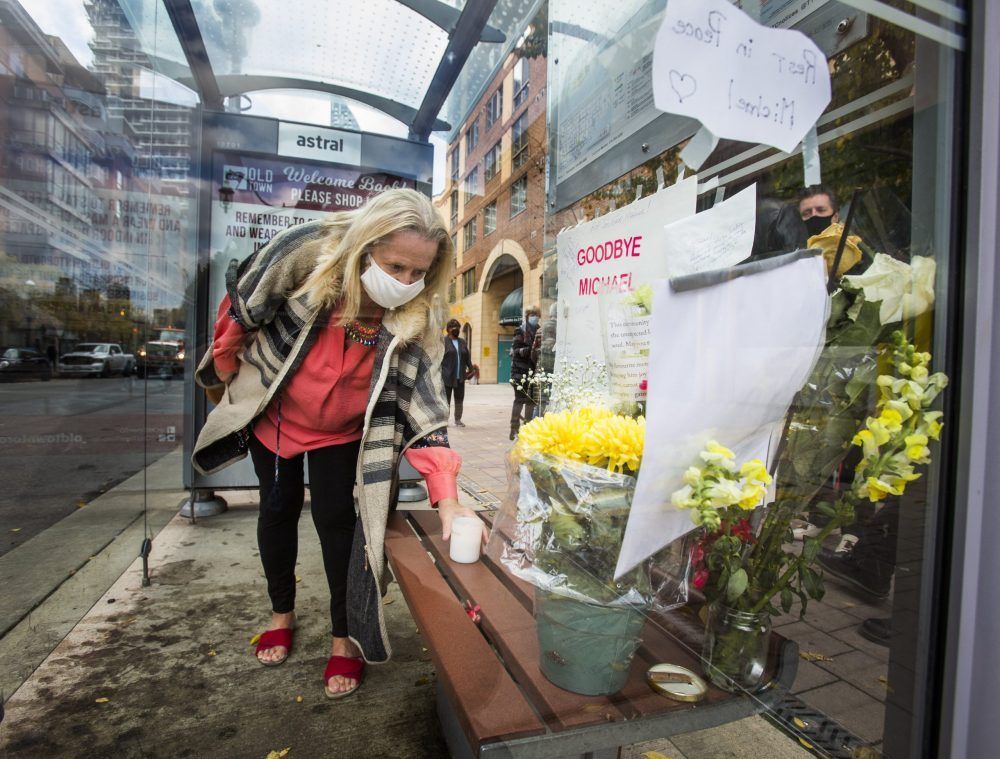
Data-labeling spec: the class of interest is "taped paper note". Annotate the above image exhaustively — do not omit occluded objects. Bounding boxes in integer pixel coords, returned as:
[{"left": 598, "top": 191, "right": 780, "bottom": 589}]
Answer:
[
  {"left": 663, "top": 183, "right": 757, "bottom": 277},
  {"left": 554, "top": 178, "right": 697, "bottom": 367},
  {"left": 615, "top": 254, "right": 829, "bottom": 578},
  {"left": 652, "top": 0, "right": 832, "bottom": 153}
]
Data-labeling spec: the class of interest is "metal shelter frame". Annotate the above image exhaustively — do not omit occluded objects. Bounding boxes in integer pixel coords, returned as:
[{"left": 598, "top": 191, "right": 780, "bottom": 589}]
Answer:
[{"left": 160, "top": 0, "right": 505, "bottom": 139}]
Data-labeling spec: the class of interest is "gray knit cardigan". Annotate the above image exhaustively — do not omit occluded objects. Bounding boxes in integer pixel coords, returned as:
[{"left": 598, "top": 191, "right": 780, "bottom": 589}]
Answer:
[{"left": 193, "top": 220, "right": 450, "bottom": 663}]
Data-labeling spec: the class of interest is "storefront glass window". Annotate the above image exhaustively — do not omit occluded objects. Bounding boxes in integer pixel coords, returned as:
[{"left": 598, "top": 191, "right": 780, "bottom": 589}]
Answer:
[{"left": 531, "top": 1, "right": 970, "bottom": 756}]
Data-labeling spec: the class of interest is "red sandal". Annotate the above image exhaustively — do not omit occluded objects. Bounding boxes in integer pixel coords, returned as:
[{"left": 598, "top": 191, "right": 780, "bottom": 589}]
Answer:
[
  {"left": 254, "top": 627, "right": 294, "bottom": 666},
  {"left": 323, "top": 655, "right": 365, "bottom": 699}
]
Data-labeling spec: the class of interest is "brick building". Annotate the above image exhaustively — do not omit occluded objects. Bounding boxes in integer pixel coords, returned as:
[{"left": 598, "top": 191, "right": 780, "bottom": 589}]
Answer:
[{"left": 435, "top": 50, "right": 546, "bottom": 385}]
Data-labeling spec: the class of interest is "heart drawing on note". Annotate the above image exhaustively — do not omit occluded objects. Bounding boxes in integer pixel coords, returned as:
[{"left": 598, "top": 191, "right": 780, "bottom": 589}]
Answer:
[{"left": 669, "top": 70, "right": 697, "bottom": 103}]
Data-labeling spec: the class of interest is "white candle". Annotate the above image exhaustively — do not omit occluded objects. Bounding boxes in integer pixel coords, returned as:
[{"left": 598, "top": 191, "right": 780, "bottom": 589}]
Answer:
[{"left": 449, "top": 516, "right": 482, "bottom": 563}]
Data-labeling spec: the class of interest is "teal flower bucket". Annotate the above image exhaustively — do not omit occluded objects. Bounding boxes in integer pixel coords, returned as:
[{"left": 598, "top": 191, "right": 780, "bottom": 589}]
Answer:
[{"left": 535, "top": 590, "right": 648, "bottom": 696}]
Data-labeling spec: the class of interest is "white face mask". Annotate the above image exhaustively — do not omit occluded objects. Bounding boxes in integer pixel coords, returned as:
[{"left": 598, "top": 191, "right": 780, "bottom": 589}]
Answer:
[{"left": 360, "top": 255, "right": 426, "bottom": 309}]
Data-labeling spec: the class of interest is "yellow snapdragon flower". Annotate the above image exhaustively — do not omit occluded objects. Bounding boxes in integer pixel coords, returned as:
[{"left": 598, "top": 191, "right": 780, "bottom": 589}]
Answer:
[
  {"left": 739, "top": 458, "right": 772, "bottom": 485},
  {"left": 904, "top": 434, "right": 930, "bottom": 462}
]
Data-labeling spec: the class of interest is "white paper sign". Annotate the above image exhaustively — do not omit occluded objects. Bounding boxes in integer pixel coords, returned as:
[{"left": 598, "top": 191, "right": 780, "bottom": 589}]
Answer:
[
  {"left": 663, "top": 183, "right": 757, "bottom": 277},
  {"left": 652, "top": 0, "right": 831, "bottom": 153},
  {"left": 615, "top": 255, "right": 829, "bottom": 578},
  {"left": 555, "top": 177, "right": 697, "bottom": 367}
]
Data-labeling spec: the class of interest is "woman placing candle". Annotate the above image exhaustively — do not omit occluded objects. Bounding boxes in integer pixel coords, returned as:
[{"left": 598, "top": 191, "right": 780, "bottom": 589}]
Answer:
[{"left": 193, "top": 189, "right": 487, "bottom": 699}]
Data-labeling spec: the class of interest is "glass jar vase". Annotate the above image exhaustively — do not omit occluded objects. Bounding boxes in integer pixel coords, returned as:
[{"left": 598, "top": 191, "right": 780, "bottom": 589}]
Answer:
[{"left": 700, "top": 603, "right": 772, "bottom": 693}]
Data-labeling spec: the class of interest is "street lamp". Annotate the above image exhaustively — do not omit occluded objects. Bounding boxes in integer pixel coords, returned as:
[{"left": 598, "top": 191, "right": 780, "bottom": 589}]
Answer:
[{"left": 218, "top": 166, "right": 247, "bottom": 212}]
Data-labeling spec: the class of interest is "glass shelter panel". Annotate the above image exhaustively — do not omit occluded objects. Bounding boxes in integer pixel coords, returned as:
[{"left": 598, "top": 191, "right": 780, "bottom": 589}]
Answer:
[
  {"left": 0, "top": 0, "right": 197, "bottom": 692},
  {"left": 518, "top": 1, "right": 970, "bottom": 757}
]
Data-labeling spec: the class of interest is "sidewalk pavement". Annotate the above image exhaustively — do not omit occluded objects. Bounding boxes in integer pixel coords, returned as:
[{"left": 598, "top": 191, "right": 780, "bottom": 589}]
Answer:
[{"left": 0, "top": 383, "right": 809, "bottom": 759}]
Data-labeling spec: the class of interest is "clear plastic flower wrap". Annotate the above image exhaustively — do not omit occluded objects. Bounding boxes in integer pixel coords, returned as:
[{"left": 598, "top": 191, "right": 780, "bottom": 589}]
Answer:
[{"left": 486, "top": 451, "right": 691, "bottom": 611}]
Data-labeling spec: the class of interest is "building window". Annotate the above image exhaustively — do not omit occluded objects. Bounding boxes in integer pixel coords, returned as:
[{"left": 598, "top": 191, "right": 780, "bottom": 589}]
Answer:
[
  {"left": 463, "top": 218, "right": 477, "bottom": 249},
  {"left": 484, "top": 201, "right": 497, "bottom": 236},
  {"left": 485, "top": 140, "right": 502, "bottom": 181},
  {"left": 486, "top": 88, "right": 502, "bottom": 128},
  {"left": 464, "top": 166, "right": 479, "bottom": 204},
  {"left": 466, "top": 119, "right": 479, "bottom": 154},
  {"left": 462, "top": 267, "right": 477, "bottom": 297},
  {"left": 450, "top": 149, "right": 459, "bottom": 182},
  {"left": 510, "top": 176, "right": 527, "bottom": 217},
  {"left": 512, "top": 113, "right": 528, "bottom": 170},
  {"left": 513, "top": 58, "right": 529, "bottom": 108},
  {"left": 449, "top": 191, "right": 458, "bottom": 229},
  {"left": 450, "top": 233, "right": 458, "bottom": 259}
]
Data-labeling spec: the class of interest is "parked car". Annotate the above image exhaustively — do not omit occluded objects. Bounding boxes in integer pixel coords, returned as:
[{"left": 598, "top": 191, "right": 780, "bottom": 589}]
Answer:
[
  {"left": 58, "top": 343, "right": 134, "bottom": 377},
  {"left": 135, "top": 341, "right": 185, "bottom": 378},
  {"left": 0, "top": 347, "right": 52, "bottom": 381}
]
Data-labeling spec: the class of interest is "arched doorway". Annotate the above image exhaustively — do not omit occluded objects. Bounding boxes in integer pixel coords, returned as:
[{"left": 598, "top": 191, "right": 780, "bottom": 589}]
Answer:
[{"left": 481, "top": 252, "right": 525, "bottom": 384}]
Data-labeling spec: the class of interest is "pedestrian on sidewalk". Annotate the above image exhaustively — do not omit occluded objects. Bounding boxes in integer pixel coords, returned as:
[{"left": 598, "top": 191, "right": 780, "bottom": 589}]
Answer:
[
  {"left": 441, "top": 318, "right": 473, "bottom": 426},
  {"left": 193, "top": 189, "right": 485, "bottom": 699},
  {"left": 509, "top": 306, "right": 541, "bottom": 440}
]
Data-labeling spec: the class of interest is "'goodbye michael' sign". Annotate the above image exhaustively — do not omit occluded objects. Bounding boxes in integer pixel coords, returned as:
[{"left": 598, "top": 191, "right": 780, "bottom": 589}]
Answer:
[{"left": 652, "top": 0, "right": 831, "bottom": 153}]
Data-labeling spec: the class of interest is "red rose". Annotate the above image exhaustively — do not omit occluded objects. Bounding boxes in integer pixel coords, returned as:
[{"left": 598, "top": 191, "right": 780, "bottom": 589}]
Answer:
[
  {"left": 693, "top": 568, "right": 710, "bottom": 590},
  {"left": 691, "top": 544, "right": 705, "bottom": 564}
]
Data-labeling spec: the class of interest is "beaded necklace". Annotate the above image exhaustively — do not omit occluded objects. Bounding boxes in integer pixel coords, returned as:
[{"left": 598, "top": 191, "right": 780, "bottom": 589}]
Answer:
[{"left": 343, "top": 318, "right": 380, "bottom": 347}]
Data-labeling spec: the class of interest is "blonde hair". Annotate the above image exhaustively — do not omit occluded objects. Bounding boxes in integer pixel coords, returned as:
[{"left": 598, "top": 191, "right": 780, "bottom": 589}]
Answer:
[{"left": 294, "top": 188, "right": 454, "bottom": 328}]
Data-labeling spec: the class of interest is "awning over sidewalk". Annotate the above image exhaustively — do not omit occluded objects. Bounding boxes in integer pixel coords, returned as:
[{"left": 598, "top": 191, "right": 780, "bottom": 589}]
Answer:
[{"left": 498, "top": 286, "right": 522, "bottom": 326}]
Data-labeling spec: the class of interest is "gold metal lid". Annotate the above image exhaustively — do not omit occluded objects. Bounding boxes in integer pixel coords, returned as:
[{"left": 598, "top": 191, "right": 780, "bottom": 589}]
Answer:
[{"left": 646, "top": 664, "right": 708, "bottom": 703}]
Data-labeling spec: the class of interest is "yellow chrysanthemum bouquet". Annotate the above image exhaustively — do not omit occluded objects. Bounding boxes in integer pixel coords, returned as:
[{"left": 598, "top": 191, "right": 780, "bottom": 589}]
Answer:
[
  {"left": 488, "top": 360, "right": 682, "bottom": 696},
  {"left": 491, "top": 359, "right": 679, "bottom": 611}
]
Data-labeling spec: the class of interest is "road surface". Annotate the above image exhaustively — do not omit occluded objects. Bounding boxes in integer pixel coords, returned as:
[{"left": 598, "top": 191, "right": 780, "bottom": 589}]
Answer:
[{"left": 0, "top": 375, "right": 185, "bottom": 557}]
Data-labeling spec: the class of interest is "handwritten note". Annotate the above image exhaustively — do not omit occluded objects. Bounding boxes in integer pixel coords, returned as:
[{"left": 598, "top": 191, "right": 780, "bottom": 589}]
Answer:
[
  {"left": 663, "top": 183, "right": 757, "bottom": 277},
  {"left": 651, "top": 0, "right": 831, "bottom": 153}
]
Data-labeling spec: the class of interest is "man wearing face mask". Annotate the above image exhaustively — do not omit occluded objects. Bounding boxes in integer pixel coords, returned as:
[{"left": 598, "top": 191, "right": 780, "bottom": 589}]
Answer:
[
  {"left": 441, "top": 318, "right": 473, "bottom": 426},
  {"left": 509, "top": 306, "right": 541, "bottom": 440},
  {"left": 798, "top": 184, "right": 840, "bottom": 238},
  {"left": 194, "top": 189, "right": 484, "bottom": 700}
]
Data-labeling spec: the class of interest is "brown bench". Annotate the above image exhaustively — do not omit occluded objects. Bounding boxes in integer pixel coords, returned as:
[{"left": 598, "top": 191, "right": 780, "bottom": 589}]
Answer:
[{"left": 384, "top": 509, "right": 798, "bottom": 759}]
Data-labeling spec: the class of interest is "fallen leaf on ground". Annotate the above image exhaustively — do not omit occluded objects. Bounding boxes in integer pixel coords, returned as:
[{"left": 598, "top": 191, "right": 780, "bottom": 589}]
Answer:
[
  {"left": 383, "top": 597, "right": 395, "bottom": 605},
  {"left": 642, "top": 751, "right": 673, "bottom": 759},
  {"left": 295, "top": 575, "right": 301, "bottom": 583},
  {"left": 207, "top": 650, "right": 217, "bottom": 657},
  {"left": 414, "top": 676, "right": 432, "bottom": 686},
  {"left": 10, "top": 528, "right": 20, "bottom": 533},
  {"left": 295, "top": 696, "right": 303, "bottom": 703},
  {"left": 265, "top": 749, "right": 291, "bottom": 759},
  {"left": 76, "top": 502, "right": 86, "bottom": 508},
  {"left": 95, "top": 697, "right": 109, "bottom": 703},
  {"left": 250, "top": 633, "right": 261, "bottom": 645},
  {"left": 799, "top": 651, "right": 833, "bottom": 663}
]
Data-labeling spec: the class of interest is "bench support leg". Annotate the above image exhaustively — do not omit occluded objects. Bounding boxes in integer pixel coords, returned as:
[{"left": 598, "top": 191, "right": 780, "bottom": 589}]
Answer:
[
  {"left": 437, "top": 682, "right": 623, "bottom": 759},
  {"left": 437, "top": 681, "right": 480, "bottom": 759}
]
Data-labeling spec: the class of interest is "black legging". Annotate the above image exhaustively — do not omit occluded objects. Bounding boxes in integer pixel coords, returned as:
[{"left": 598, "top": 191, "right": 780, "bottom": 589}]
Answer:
[
  {"left": 445, "top": 382, "right": 465, "bottom": 422},
  {"left": 249, "top": 434, "right": 361, "bottom": 637}
]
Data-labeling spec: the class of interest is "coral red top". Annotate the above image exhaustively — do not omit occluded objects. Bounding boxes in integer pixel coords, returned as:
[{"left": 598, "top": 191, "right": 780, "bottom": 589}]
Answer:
[{"left": 212, "top": 295, "right": 459, "bottom": 504}]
